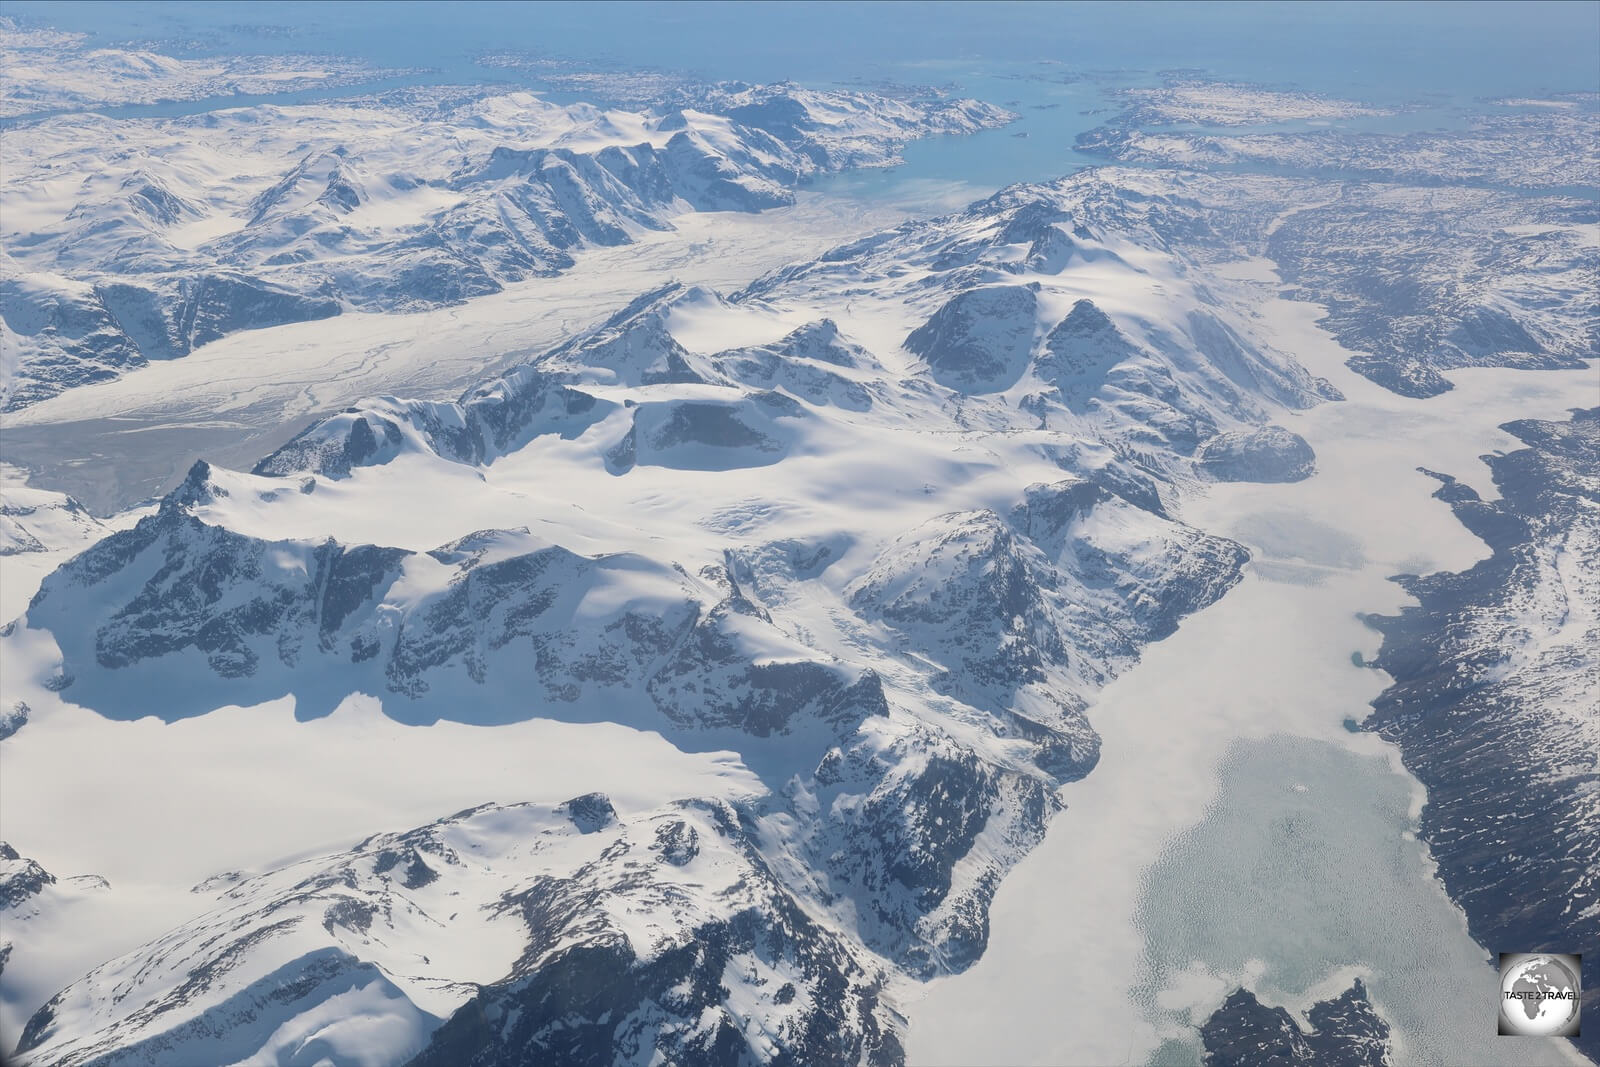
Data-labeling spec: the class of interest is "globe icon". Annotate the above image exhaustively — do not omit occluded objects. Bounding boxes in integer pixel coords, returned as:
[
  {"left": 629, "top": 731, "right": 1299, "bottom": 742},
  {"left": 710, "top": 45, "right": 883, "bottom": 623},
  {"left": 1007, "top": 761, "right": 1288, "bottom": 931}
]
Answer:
[{"left": 1500, "top": 954, "right": 1581, "bottom": 1037}]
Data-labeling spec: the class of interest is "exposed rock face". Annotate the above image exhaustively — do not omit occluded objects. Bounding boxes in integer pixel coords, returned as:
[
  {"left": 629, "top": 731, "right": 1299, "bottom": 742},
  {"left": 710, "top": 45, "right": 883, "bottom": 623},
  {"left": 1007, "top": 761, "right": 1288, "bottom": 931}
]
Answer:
[
  {"left": 1199, "top": 980, "right": 1392, "bottom": 1066},
  {"left": 1195, "top": 425, "right": 1317, "bottom": 482},
  {"left": 904, "top": 285, "right": 1039, "bottom": 393},
  {"left": 544, "top": 284, "right": 721, "bottom": 387},
  {"left": 845, "top": 480, "right": 1246, "bottom": 750},
  {"left": 0, "top": 272, "right": 143, "bottom": 409},
  {"left": 1, "top": 842, "right": 58, "bottom": 984},
  {"left": 0, "top": 701, "right": 28, "bottom": 740},
  {"left": 559, "top": 792, "right": 619, "bottom": 834},
  {"left": 1361, "top": 408, "right": 1600, "bottom": 1065},
  {"left": 0, "top": 842, "right": 56, "bottom": 912},
  {"left": 407, "top": 839, "right": 904, "bottom": 1067},
  {"left": 94, "top": 272, "right": 342, "bottom": 361},
  {"left": 1268, "top": 193, "right": 1596, "bottom": 400},
  {"left": 617, "top": 392, "right": 806, "bottom": 473},
  {"left": 30, "top": 466, "right": 888, "bottom": 738},
  {"left": 257, "top": 369, "right": 612, "bottom": 479},
  {"left": 1035, "top": 298, "right": 1139, "bottom": 409},
  {"left": 711, "top": 320, "right": 876, "bottom": 412}
]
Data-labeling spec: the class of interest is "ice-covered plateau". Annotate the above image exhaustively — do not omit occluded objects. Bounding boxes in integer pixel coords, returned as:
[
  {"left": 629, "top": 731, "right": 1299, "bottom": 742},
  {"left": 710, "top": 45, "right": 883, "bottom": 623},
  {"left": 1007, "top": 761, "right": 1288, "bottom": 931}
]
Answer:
[
  {"left": 1108, "top": 78, "right": 1396, "bottom": 127},
  {"left": 0, "top": 163, "right": 1395, "bottom": 1065},
  {"left": 1081, "top": 88, "right": 1599, "bottom": 191},
  {"left": 0, "top": 54, "right": 1011, "bottom": 410}
]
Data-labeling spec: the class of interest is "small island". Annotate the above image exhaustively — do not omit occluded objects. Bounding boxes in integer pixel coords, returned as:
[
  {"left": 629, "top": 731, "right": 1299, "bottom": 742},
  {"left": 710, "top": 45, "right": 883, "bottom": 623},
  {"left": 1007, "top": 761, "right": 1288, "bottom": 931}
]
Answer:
[{"left": 1200, "top": 979, "right": 1392, "bottom": 1066}]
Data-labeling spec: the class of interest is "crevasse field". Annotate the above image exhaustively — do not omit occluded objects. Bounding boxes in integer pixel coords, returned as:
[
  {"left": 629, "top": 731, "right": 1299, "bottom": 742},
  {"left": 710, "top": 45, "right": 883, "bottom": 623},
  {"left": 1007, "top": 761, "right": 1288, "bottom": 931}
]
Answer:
[{"left": 1, "top": 4, "right": 1596, "bottom": 1066}]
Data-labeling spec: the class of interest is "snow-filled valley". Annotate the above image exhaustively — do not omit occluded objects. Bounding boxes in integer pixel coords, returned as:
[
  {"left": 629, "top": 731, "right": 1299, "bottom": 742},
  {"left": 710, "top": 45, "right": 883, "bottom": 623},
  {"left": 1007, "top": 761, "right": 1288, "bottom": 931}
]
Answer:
[{"left": 2, "top": 10, "right": 1597, "bottom": 1067}]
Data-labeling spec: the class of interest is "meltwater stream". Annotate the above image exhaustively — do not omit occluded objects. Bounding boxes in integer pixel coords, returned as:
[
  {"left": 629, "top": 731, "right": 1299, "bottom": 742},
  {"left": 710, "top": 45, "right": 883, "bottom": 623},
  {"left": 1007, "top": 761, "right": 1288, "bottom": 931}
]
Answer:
[{"left": 906, "top": 281, "right": 1596, "bottom": 1066}]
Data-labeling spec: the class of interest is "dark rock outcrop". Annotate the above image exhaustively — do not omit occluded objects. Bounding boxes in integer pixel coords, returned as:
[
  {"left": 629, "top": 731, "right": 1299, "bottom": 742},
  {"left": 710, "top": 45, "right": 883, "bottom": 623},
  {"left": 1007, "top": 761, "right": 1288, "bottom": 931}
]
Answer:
[
  {"left": 1200, "top": 979, "right": 1391, "bottom": 1066},
  {"left": 1195, "top": 425, "right": 1317, "bottom": 482},
  {"left": 905, "top": 285, "right": 1039, "bottom": 393}
]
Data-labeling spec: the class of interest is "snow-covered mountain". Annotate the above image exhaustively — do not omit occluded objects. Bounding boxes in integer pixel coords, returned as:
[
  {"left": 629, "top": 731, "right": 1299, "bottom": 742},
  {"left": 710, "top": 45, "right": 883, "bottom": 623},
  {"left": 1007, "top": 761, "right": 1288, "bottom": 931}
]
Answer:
[
  {"left": 0, "top": 166, "right": 1351, "bottom": 1064},
  {"left": 14, "top": 798, "right": 906, "bottom": 1067},
  {"left": 0, "top": 72, "right": 1010, "bottom": 410},
  {"left": 5, "top": 54, "right": 1595, "bottom": 1065},
  {"left": 0, "top": 476, "right": 103, "bottom": 561},
  {"left": 0, "top": 466, "right": 144, "bottom": 623}
]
